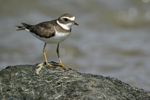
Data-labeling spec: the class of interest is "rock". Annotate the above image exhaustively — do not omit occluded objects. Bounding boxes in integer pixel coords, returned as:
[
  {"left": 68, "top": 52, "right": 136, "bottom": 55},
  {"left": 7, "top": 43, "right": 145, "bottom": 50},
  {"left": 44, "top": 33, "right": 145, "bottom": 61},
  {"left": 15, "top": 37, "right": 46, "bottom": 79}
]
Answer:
[{"left": 0, "top": 62, "right": 150, "bottom": 100}]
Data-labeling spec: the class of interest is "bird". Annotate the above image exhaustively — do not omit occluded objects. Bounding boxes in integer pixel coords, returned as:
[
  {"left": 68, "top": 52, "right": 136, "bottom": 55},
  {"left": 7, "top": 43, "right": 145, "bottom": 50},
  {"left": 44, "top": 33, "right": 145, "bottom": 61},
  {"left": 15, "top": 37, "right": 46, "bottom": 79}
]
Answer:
[{"left": 16, "top": 13, "right": 78, "bottom": 68}]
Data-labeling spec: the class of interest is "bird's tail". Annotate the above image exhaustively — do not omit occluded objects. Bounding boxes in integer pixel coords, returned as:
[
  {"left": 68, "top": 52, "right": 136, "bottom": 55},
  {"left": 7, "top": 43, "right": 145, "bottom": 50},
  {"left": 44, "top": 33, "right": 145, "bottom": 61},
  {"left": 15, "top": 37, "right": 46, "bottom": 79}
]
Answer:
[
  {"left": 16, "top": 25, "right": 26, "bottom": 31},
  {"left": 16, "top": 23, "right": 32, "bottom": 31}
]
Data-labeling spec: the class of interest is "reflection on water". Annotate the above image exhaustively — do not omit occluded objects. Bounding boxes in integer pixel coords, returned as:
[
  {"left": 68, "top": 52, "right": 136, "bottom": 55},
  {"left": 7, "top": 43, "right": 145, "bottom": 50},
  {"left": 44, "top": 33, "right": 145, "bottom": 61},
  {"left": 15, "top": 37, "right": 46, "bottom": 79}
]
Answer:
[{"left": 0, "top": 0, "right": 150, "bottom": 90}]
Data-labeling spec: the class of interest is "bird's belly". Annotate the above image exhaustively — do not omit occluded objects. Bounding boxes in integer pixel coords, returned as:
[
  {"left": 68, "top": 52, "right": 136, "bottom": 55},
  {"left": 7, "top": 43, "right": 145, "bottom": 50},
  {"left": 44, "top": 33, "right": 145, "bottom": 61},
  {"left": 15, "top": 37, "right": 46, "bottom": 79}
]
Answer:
[{"left": 31, "top": 32, "right": 70, "bottom": 44}]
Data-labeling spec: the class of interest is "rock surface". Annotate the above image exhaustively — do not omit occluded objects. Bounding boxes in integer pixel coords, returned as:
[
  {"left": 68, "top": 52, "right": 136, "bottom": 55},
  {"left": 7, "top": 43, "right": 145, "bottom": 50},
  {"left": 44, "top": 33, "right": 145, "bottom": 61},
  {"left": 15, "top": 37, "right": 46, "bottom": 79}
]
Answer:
[{"left": 0, "top": 62, "right": 150, "bottom": 100}]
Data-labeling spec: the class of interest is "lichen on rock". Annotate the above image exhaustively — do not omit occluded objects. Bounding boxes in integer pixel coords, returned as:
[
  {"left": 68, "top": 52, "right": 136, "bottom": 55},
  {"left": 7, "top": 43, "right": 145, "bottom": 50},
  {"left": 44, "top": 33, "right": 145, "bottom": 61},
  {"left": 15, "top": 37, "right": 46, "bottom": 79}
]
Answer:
[{"left": 0, "top": 62, "right": 150, "bottom": 100}]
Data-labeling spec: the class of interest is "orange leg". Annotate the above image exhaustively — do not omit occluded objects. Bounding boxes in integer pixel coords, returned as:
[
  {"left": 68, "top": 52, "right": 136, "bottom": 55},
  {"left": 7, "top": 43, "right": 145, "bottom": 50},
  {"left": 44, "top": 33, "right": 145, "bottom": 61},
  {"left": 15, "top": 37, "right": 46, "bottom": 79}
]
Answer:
[
  {"left": 56, "top": 44, "right": 66, "bottom": 69},
  {"left": 43, "top": 43, "right": 52, "bottom": 66}
]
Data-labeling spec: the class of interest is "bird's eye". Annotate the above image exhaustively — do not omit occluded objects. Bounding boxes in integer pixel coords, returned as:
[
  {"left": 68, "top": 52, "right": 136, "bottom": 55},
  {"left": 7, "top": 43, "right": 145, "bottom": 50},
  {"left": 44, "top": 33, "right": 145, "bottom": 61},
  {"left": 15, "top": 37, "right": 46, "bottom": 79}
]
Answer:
[{"left": 64, "top": 18, "right": 68, "bottom": 21}]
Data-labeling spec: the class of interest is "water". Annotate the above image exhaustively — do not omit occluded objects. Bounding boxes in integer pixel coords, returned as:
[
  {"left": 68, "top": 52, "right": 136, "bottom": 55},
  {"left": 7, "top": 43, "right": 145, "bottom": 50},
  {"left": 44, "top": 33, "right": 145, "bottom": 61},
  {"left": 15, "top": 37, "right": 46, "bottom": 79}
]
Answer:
[{"left": 0, "top": 0, "right": 150, "bottom": 90}]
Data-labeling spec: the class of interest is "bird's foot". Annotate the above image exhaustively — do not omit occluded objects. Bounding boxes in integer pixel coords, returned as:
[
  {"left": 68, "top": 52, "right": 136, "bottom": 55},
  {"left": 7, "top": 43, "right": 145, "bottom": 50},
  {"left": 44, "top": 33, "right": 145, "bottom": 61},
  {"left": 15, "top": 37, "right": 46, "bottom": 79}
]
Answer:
[
  {"left": 56, "top": 63, "right": 66, "bottom": 69},
  {"left": 37, "top": 62, "right": 53, "bottom": 67},
  {"left": 46, "top": 62, "right": 53, "bottom": 67}
]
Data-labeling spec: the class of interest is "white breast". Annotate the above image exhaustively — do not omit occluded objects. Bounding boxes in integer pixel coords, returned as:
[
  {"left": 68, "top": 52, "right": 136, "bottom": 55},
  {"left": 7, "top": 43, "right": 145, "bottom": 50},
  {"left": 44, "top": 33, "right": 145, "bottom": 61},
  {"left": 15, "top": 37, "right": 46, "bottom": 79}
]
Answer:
[{"left": 31, "top": 28, "right": 70, "bottom": 44}]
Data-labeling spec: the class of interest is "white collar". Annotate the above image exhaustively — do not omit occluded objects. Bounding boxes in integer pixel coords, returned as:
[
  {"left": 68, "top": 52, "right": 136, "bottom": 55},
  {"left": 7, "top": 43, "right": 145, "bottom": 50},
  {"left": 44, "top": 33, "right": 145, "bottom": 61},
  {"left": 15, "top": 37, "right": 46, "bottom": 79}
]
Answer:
[{"left": 56, "top": 20, "right": 71, "bottom": 30}]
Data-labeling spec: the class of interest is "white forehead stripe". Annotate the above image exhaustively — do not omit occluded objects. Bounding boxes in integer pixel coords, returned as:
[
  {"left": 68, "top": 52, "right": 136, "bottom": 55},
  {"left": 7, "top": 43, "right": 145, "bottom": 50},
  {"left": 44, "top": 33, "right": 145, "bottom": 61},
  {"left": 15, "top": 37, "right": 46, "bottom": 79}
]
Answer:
[{"left": 62, "top": 16, "right": 75, "bottom": 21}]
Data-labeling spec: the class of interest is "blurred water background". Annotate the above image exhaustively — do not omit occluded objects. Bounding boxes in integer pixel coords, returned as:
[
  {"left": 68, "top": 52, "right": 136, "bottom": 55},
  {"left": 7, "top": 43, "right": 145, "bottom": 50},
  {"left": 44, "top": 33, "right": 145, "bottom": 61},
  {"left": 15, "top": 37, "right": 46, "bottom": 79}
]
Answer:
[{"left": 0, "top": 0, "right": 150, "bottom": 90}]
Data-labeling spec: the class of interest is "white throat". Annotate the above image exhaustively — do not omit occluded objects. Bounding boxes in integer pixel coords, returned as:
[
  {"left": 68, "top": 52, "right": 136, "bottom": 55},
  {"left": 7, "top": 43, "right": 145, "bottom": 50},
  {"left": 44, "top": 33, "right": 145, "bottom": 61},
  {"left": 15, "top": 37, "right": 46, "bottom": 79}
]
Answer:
[{"left": 56, "top": 20, "right": 71, "bottom": 30}]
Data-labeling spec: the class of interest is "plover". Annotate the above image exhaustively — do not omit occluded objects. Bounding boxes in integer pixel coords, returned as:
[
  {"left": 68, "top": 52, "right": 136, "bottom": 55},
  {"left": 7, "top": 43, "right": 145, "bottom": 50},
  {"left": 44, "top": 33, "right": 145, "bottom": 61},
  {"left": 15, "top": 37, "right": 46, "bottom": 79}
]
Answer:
[{"left": 16, "top": 13, "right": 78, "bottom": 68}]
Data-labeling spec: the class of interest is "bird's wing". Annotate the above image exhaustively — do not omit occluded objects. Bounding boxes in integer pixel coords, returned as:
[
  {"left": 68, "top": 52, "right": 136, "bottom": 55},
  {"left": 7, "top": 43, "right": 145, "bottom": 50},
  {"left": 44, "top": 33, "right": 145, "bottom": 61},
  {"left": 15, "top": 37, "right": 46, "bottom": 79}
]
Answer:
[{"left": 28, "top": 21, "right": 56, "bottom": 38}]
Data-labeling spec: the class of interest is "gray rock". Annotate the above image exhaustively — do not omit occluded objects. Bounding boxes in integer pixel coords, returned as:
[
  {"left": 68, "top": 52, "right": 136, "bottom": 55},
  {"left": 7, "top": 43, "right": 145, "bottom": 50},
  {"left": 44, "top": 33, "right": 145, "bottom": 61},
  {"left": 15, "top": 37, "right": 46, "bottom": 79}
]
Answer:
[{"left": 0, "top": 62, "right": 150, "bottom": 100}]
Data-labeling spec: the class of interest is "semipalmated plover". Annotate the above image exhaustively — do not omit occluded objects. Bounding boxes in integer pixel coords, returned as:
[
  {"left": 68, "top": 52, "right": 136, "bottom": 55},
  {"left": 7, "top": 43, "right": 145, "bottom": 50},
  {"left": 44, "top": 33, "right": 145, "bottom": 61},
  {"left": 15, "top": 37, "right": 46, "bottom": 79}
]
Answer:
[{"left": 16, "top": 13, "right": 78, "bottom": 68}]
